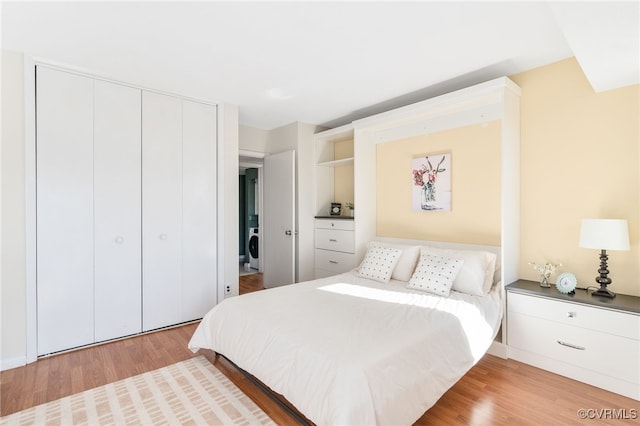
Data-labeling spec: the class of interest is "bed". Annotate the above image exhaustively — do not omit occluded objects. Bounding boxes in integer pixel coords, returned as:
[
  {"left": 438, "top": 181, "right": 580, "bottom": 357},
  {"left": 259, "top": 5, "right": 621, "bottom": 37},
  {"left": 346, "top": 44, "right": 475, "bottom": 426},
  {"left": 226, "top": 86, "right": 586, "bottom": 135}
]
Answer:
[{"left": 189, "top": 240, "right": 504, "bottom": 425}]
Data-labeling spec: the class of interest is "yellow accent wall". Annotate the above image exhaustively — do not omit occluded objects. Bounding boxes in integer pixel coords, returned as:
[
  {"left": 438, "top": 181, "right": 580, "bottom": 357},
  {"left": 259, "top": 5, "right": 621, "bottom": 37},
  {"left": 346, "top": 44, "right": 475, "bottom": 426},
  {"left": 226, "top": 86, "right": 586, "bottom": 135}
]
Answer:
[
  {"left": 373, "top": 57, "right": 639, "bottom": 296},
  {"left": 511, "top": 58, "right": 639, "bottom": 296},
  {"left": 376, "top": 120, "right": 501, "bottom": 245}
]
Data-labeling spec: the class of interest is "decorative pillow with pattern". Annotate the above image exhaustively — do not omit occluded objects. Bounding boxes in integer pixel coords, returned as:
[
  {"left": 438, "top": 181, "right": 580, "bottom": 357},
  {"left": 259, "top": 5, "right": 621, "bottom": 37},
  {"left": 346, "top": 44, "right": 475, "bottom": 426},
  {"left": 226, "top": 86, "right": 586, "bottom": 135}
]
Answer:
[
  {"left": 407, "top": 252, "right": 464, "bottom": 296},
  {"left": 360, "top": 242, "right": 420, "bottom": 282},
  {"left": 420, "top": 246, "right": 496, "bottom": 295},
  {"left": 358, "top": 245, "right": 402, "bottom": 283}
]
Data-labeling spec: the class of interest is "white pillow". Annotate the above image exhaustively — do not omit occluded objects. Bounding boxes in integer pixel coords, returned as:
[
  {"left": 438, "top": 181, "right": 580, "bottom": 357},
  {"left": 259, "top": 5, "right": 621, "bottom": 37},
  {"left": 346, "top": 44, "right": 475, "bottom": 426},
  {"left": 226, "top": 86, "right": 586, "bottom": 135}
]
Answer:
[
  {"left": 407, "top": 252, "right": 464, "bottom": 296},
  {"left": 362, "top": 242, "right": 420, "bottom": 282},
  {"left": 358, "top": 245, "right": 402, "bottom": 283},
  {"left": 420, "top": 246, "right": 497, "bottom": 296}
]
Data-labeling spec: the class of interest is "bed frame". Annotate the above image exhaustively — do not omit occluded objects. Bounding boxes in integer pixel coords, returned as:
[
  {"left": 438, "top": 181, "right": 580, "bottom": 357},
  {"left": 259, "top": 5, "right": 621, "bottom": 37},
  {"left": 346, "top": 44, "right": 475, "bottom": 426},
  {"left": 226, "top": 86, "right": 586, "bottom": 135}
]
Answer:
[{"left": 223, "top": 237, "right": 505, "bottom": 425}]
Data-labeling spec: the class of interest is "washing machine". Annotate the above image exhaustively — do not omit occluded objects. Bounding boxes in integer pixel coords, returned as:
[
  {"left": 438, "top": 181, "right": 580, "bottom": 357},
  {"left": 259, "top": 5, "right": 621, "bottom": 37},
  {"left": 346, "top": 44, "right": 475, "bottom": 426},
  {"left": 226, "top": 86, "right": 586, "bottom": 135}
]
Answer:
[{"left": 248, "top": 227, "right": 259, "bottom": 269}]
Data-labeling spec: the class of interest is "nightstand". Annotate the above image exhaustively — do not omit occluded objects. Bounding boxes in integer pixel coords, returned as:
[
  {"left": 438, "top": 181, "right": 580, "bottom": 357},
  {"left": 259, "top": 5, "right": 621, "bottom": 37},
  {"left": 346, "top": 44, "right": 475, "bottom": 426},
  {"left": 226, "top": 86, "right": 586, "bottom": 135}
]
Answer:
[{"left": 506, "top": 279, "right": 640, "bottom": 400}]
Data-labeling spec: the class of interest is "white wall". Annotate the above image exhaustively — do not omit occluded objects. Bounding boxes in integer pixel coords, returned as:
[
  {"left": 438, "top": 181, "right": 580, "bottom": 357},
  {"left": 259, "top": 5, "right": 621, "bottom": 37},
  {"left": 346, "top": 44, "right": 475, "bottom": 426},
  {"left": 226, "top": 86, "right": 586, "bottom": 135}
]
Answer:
[
  {"left": 239, "top": 125, "right": 269, "bottom": 153},
  {"left": 1, "top": 49, "right": 27, "bottom": 370},
  {"left": 220, "top": 105, "right": 239, "bottom": 299}
]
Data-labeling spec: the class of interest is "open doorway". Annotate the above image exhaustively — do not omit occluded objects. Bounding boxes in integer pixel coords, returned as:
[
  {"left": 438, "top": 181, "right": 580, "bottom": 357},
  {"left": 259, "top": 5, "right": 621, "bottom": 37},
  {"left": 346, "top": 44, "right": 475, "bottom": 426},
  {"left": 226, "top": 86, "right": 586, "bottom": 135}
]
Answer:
[{"left": 239, "top": 151, "right": 264, "bottom": 276}]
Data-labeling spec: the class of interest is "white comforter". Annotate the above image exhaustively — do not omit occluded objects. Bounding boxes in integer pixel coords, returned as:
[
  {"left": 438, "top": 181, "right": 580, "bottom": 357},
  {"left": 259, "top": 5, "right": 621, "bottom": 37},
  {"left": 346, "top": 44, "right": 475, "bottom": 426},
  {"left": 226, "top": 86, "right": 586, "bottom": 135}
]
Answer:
[{"left": 189, "top": 271, "right": 503, "bottom": 425}]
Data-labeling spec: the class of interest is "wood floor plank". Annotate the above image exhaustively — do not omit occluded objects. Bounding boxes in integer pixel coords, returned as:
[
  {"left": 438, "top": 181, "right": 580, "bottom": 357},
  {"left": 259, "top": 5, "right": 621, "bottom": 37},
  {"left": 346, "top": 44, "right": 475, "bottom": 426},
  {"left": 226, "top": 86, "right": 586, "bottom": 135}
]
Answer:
[
  {"left": 239, "top": 271, "right": 264, "bottom": 294},
  {"left": 2, "top": 274, "right": 638, "bottom": 424}
]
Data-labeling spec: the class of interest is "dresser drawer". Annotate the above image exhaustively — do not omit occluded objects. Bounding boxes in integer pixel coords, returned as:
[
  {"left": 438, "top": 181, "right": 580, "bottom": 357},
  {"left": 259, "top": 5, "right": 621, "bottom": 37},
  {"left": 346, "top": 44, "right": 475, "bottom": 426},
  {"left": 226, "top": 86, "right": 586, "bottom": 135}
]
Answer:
[
  {"left": 315, "top": 228, "right": 354, "bottom": 253},
  {"left": 315, "top": 249, "right": 356, "bottom": 274},
  {"left": 508, "top": 310, "right": 639, "bottom": 384},
  {"left": 508, "top": 292, "right": 639, "bottom": 340},
  {"left": 315, "top": 218, "right": 354, "bottom": 231}
]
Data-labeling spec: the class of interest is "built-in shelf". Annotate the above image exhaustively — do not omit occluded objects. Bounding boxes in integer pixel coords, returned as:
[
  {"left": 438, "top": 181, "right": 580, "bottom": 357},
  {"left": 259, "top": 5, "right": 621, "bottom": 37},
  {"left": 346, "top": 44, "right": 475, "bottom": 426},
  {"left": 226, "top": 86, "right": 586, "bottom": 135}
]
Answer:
[{"left": 317, "top": 157, "right": 354, "bottom": 168}]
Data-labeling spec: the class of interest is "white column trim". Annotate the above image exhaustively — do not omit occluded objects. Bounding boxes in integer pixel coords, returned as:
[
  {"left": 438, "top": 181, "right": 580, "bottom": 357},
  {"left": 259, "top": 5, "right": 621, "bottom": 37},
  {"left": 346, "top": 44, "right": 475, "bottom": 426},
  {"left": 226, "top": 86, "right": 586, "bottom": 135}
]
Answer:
[{"left": 24, "top": 55, "right": 37, "bottom": 364}]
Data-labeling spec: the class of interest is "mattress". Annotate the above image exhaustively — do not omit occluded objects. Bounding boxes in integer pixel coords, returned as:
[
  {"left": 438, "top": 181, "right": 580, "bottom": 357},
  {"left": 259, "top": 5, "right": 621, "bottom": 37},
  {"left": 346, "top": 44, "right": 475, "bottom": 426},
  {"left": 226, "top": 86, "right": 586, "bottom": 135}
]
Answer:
[{"left": 189, "top": 270, "right": 503, "bottom": 425}]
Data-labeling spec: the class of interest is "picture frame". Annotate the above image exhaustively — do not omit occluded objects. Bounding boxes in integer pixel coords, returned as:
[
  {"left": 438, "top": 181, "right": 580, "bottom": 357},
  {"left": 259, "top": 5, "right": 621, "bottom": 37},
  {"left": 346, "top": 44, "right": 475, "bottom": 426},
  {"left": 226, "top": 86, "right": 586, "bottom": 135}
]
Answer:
[
  {"left": 330, "top": 203, "right": 342, "bottom": 216},
  {"left": 411, "top": 152, "right": 452, "bottom": 211}
]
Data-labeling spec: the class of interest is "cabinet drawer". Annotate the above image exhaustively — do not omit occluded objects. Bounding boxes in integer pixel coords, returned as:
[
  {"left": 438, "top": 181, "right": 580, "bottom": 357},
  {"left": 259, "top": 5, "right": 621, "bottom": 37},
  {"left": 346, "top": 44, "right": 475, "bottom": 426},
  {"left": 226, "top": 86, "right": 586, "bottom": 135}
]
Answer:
[
  {"left": 315, "top": 249, "right": 356, "bottom": 274},
  {"left": 315, "top": 218, "right": 354, "bottom": 231},
  {"left": 315, "top": 228, "right": 354, "bottom": 253},
  {"left": 508, "top": 292, "right": 639, "bottom": 340},
  {"left": 508, "top": 311, "right": 639, "bottom": 384}
]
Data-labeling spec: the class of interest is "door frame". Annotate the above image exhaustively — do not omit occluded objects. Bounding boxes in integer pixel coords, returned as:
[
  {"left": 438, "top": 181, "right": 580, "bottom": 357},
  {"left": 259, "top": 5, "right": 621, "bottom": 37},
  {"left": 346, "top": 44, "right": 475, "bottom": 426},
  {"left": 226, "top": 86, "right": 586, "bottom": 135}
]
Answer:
[{"left": 239, "top": 150, "right": 265, "bottom": 272}]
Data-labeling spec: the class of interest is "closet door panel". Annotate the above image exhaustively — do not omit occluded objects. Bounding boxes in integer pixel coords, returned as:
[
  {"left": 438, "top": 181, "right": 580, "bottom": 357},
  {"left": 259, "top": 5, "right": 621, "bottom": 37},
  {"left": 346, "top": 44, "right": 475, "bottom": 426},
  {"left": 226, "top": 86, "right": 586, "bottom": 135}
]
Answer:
[
  {"left": 142, "top": 91, "right": 183, "bottom": 331},
  {"left": 182, "top": 100, "right": 217, "bottom": 320},
  {"left": 94, "top": 80, "right": 142, "bottom": 342},
  {"left": 36, "top": 67, "right": 94, "bottom": 355}
]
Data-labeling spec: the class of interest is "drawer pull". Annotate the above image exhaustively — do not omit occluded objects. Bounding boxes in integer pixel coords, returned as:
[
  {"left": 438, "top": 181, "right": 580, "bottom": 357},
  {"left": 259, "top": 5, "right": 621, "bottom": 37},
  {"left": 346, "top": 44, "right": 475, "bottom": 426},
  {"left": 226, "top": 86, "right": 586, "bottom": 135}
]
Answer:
[
  {"left": 329, "top": 239, "right": 338, "bottom": 242},
  {"left": 567, "top": 312, "right": 576, "bottom": 318},
  {"left": 557, "top": 340, "right": 585, "bottom": 351},
  {"left": 329, "top": 260, "right": 339, "bottom": 264}
]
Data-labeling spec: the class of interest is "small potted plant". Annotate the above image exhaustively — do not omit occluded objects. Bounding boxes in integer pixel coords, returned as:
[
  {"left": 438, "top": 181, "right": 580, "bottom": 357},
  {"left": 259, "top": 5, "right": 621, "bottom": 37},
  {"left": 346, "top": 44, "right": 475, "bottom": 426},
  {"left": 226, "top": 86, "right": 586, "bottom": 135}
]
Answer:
[{"left": 345, "top": 202, "right": 354, "bottom": 217}]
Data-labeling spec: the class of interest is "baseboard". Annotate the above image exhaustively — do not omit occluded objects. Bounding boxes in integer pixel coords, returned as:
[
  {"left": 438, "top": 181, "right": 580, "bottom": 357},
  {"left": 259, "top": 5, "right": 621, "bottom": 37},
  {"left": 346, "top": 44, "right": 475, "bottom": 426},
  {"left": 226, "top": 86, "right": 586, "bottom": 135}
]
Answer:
[
  {"left": 1, "top": 355, "right": 27, "bottom": 372},
  {"left": 487, "top": 341, "right": 508, "bottom": 359}
]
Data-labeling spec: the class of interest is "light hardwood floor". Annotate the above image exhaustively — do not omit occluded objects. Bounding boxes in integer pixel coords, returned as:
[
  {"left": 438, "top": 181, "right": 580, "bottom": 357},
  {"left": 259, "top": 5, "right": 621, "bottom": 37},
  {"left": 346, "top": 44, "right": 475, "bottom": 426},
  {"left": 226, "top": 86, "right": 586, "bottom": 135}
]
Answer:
[{"left": 2, "top": 274, "right": 637, "bottom": 425}]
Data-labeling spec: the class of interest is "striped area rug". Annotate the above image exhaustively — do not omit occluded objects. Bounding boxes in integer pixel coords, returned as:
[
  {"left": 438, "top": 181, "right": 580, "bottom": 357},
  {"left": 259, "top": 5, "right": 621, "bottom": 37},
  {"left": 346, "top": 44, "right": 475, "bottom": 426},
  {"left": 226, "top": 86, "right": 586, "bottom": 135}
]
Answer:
[{"left": 1, "top": 356, "right": 275, "bottom": 425}]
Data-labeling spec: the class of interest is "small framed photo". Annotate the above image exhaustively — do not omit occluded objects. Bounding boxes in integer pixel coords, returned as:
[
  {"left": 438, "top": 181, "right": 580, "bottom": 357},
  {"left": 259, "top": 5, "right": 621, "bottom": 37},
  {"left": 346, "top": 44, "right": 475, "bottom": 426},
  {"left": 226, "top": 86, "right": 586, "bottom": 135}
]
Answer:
[{"left": 330, "top": 203, "right": 342, "bottom": 216}]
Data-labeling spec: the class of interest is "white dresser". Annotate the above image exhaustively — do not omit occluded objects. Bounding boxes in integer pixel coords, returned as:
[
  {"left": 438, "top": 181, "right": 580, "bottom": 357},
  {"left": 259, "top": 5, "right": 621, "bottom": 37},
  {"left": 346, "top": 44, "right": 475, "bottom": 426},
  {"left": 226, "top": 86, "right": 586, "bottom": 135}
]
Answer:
[
  {"left": 506, "top": 280, "right": 640, "bottom": 400},
  {"left": 314, "top": 218, "right": 356, "bottom": 278}
]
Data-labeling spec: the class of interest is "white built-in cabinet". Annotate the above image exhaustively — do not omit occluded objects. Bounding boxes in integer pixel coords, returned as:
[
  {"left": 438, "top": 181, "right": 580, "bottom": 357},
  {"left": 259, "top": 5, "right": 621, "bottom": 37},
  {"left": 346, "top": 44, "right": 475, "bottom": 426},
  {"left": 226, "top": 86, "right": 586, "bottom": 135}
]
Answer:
[
  {"left": 312, "top": 77, "right": 520, "bottom": 357},
  {"left": 36, "top": 66, "right": 217, "bottom": 355},
  {"left": 314, "top": 218, "right": 356, "bottom": 278},
  {"left": 313, "top": 125, "right": 369, "bottom": 279}
]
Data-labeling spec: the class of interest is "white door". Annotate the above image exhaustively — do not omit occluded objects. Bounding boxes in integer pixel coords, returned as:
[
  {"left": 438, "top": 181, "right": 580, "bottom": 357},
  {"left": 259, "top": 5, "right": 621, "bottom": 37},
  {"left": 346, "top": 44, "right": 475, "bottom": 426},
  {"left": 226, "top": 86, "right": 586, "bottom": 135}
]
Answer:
[
  {"left": 263, "top": 150, "right": 296, "bottom": 288},
  {"left": 36, "top": 66, "right": 95, "bottom": 355},
  {"left": 94, "top": 80, "right": 142, "bottom": 342},
  {"left": 142, "top": 91, "right": 183, "bottom": 331},
  {"left": 181, "top": 100, "right": 217, "bottom": 320}
]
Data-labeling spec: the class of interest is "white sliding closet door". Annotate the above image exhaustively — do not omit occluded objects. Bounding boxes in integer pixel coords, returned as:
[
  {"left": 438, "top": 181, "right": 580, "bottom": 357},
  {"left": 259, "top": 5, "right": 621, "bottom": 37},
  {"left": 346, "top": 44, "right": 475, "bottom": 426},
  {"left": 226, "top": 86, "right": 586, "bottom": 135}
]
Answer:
[
  {"left": 36, "top": 67, "right": 94, "bottom": 355},
  {"left": 142, "top": 91, "right": 183, "bottom": 331},
  {"left": 94, "top": 81, "right": 142, "bottom": 342},
  {"left": 35, "top": 66, "right": 219, "bottom": 353},
  {"left": 182, "top": 100, "right": 217, "bottom": 320}
]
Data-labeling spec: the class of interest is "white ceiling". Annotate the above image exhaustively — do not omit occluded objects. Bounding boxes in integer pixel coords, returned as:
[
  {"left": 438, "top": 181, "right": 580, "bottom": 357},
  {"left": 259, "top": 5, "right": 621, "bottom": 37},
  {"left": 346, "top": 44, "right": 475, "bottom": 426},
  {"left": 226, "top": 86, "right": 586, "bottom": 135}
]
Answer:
[{"left": 2, "top": 1, "right": 638, "bottom": 130}]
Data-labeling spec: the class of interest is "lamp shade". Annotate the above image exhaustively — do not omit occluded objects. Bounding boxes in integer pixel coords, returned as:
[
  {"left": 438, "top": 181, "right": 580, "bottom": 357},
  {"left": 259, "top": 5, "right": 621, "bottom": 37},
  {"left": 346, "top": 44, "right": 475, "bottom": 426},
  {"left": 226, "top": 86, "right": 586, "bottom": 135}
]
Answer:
[{"left": 579, "top": 219, "right": 630, "bottom": 251}]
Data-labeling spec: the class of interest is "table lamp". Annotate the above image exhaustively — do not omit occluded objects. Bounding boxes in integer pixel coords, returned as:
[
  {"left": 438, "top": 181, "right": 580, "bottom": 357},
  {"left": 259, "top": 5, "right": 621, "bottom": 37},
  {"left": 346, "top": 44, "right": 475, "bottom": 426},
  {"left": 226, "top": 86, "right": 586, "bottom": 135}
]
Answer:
[{"left": 579, "top": 219, "right": 630, "bottom": 298}]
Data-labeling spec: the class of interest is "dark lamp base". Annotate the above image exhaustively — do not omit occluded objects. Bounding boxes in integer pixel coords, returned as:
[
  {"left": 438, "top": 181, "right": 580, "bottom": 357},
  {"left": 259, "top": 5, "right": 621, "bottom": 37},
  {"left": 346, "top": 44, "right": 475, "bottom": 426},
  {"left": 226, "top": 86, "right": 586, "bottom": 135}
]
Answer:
[
  {"left": 592, "top": 287, "right": 616, "bottom": 299},
  {"left": 591, "top": 249, "right": 616, "bottom": 299}
]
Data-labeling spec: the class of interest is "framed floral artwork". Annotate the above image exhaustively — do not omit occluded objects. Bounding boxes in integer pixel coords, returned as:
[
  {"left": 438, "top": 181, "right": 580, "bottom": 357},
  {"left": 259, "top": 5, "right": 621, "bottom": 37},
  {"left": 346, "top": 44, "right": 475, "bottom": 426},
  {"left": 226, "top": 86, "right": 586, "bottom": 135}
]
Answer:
[{"left": 412, "top": 153, "right": 452, "bottom": 211}]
